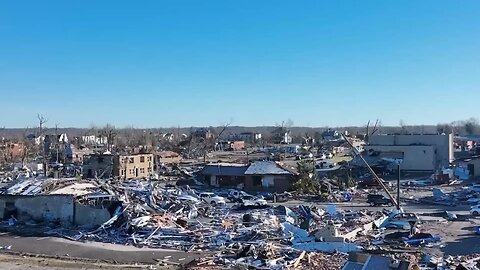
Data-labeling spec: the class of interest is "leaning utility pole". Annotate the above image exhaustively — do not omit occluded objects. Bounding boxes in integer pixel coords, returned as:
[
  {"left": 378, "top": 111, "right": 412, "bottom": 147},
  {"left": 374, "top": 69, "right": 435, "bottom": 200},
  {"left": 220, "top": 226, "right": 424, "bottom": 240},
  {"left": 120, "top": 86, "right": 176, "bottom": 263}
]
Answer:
[{"left": 341, "top": 133, "right": 399, "bottom": 209}]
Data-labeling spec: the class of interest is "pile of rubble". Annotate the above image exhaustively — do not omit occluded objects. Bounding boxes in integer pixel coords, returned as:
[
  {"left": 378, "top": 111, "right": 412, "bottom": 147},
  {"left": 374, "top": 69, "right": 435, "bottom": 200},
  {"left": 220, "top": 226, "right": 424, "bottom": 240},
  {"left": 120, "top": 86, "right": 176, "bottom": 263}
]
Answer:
[{"left": 0, "top": 176, "right": 464, "bottom": 269}]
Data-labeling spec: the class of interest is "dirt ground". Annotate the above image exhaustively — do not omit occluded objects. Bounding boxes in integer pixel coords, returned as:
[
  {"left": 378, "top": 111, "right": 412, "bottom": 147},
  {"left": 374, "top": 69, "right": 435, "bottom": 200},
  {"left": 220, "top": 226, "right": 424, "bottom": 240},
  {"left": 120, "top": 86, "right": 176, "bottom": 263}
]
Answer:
[
  {"left": 0, "top": 253, "right": 175, "bottom": 269},
  {"left": 0, "top": 233, "right": 203, "bottom": 268}
]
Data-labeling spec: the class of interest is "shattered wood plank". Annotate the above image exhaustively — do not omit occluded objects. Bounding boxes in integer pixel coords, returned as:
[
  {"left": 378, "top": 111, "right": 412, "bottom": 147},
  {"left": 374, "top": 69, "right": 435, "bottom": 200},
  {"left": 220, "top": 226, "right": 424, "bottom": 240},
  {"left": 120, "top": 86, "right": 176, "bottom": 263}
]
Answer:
[
  {"left": 293, "top": 251, "right": 306, "bottom": 268},
  {"left": 142, "top": 225, "right": 161, "bottom": 244},
  {"left": 196, "top": 259, "right": 215, "bottom": 266}
]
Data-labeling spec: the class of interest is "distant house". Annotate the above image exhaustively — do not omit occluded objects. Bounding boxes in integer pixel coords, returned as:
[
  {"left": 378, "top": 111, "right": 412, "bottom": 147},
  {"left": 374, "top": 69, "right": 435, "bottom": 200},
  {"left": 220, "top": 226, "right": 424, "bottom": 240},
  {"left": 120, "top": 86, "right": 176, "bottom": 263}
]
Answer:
[
  {"left": 215, "top": 141, "right": 246, "bottom": 151},
  {"left": 230, "top": 132, "right": 262, "bottom": 143},
  {"left": 193, "top": 128, "right": 214, "bottom": 140},
  {"left": 454, "top": 135, "right": 480, "bottom": 152},
  {"left": 340, "top": 138, "right": 365, "bottom": 152},
  {"left": 322, "top": 129, "right": 340, "bottom": 141},
  {"left": 156, "top": 151, "right": 182, "bottom": 164},
  {"left": 81, "top": 135, "right": 107, "bottom": 145},
  {"left": 281, "top": 131, "right": 292, "bottom": 144},
  {"left": 161, "top": 133, "right": 175, "bottom": 142},
  {"left": 198, "top": 161, "right": 297, "bottom": 192}
]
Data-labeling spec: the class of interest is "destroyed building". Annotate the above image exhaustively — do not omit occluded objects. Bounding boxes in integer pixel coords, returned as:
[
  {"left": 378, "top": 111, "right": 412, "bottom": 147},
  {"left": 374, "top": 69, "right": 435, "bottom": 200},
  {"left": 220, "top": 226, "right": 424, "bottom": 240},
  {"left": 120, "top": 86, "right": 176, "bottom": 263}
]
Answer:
[
  {"left": 0, "top": 142, "right": 24, "bottom": 161},
  {"left": 198, "top": 161, "right": 297, "bottom": 192},
  {"left": 0, "top": 178, "right": 120, "bottom": 226},
  {"left": 156, "top": 150, "right": 182, "bottom": 164},
  {"left": 41, "top": 133, "right": 73, "bottom": 164},
  {"left": 82, "top": 153, "right": 115, "bottom": 179},
  {"left": 83, "top": 153, "right": 154, "bottom": 179},
  {"left": 215, "top": 140, "right": 246, "bottom": 151},
  {"left": 364, "top": 134, "right": 454, "bottom": 171},
  {"left": 456, "top": 156, "right": 480, "bottom": 178}
]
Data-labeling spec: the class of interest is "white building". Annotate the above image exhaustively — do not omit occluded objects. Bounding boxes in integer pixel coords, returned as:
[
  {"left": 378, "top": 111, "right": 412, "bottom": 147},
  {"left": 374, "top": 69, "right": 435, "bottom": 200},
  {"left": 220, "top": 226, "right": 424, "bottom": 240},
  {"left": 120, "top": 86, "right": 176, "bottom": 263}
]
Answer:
[{"left": 365, "top": 134, "right": 454, "bottom": 171}]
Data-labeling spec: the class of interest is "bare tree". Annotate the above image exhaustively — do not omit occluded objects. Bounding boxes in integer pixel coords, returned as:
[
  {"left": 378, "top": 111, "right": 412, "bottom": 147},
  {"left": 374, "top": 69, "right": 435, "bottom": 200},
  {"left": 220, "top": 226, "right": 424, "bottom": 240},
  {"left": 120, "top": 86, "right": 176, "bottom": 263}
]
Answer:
[
  {"left": 37, "top": 114, "right": 48, "bottom": 135},
  {"left": 436, "top": 123, "right": 453, "bottom": 134},
  {"left": 99, "top": 124, "right": 117, "bottom": 151},
  {"left": 18, "top": 127, "right": 35, "bottom": 167},
  {"left": 216, "top": 121, "right": 231, "bottom": 140},
  {"left": 464, "top": 118, "right": 479, "bottom": 135},
  {"left": 214, "top": 121, "right": 232, "bottom": 151},
  {"left": 285, "top": 119, "right": 294, "bottom": 128},
  {"left": 365, "top": 119, "right": 380, "bottom": 142}
]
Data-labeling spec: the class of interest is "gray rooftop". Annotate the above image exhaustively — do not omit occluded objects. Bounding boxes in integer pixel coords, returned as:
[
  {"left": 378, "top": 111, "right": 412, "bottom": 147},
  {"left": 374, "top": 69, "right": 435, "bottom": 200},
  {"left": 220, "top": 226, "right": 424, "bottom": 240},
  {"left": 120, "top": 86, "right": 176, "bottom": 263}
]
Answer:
[
  {"left": 244, "top": 161, "right": 293, "bottom": 175},
  {"left": 200, "top": 164, "right": 248, "bottom": 176}
]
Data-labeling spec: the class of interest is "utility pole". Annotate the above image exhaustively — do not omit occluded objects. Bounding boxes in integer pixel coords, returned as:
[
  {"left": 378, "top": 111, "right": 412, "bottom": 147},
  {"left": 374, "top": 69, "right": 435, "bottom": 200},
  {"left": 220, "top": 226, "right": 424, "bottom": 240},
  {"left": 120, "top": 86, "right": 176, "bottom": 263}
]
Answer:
[
  {"left": 341, "top": 133, "right": 399, "bottom": 209},
  {"left": 55, "top": 124, "right": 59, "bottom": 164},
  {"left": 397, "top": 163, "right": 401, "bottom": 210},
  {"left": 37, "top": 114, "right": 48, "bottom": 176}
]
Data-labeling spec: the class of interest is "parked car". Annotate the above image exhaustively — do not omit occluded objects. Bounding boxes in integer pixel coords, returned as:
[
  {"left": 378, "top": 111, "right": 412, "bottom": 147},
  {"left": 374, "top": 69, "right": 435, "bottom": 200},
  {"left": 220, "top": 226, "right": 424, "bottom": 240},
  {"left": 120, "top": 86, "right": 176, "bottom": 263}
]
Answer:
[
  {"left": 227, "top": 190, "right": 250, "bottom": 202},
  {"left": 240, "top": 195, "right": 268, "bottom": 206},
  {"left": 256, "top": 191, "right": 292, "bottom": 202},
  {"left": 315, "top": 161, "right": 336, "bottom": 169},
  {"left": 384, "top": 212, "right": 420, "bottom": 229},
  {"left": 318, "top": 153, "right": 327, "bottom": 160},
  {"left": 402, "top": 233, "right": 441, "bottom": 246},
  {"left": 177, "top": 194, "right": 200, "bottom": 204},
  {"left": 296, "top": 153, "right": 314, "bottom": 160},
  {"left": 367, "top": 194, "right": 392, "bottom": 206},
  {"left": 357, "top": 178, "right": 392, "bottom": 189},
  {"left": 390, "top": 212, "right": 419, "bottom": 223},
  {"left": 199, "top": 192, "right": 226, "bottom": 205},
  {"left": 325, "top": 152, "right": 334, "bottom": 159},
  {"left": 401, "top": 179, "right": 432, "bottom": 187},
  {"left": 256, "top": 191, "right": 273, "bottom": 200},
  {"left": 471, "top": 205, "right": 480, "bottom": 215}
]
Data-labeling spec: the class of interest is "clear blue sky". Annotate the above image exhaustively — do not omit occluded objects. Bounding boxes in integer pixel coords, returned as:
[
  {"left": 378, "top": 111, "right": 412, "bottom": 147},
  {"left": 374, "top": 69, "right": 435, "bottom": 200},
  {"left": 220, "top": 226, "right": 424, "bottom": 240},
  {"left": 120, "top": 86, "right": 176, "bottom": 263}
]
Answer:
[{"left": 1, "top": 1, "right": 479, "bottom": 128}]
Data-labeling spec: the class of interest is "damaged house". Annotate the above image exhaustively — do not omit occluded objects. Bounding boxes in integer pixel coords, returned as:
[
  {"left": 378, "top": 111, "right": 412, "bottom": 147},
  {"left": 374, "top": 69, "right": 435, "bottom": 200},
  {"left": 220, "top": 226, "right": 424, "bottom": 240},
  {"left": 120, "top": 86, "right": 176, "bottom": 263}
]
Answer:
[
  {"left": 83, "top": 153, "right": 154, "bottom": 179},
  {"left": 198, "top": 161, "right": 297, "bottom": 192}
]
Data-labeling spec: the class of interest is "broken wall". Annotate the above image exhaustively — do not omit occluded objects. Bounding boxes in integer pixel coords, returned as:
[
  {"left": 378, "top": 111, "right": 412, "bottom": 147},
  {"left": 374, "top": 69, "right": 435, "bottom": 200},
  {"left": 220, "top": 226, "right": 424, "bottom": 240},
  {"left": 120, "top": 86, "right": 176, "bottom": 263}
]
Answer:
[
  {"left": 74, "top": 203, "right": 112, "bottom": 226},
  {"left": 0, "top": 195, "right": 74, "bottom": 223},
  {"left": 364, "top": 145, "right": 436, "bottom": 171},
  {"left": 244, "top": 175, "right": 295, "bottom": 193}
]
